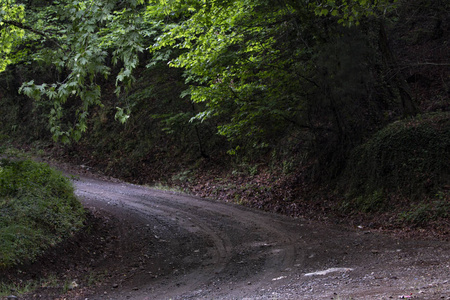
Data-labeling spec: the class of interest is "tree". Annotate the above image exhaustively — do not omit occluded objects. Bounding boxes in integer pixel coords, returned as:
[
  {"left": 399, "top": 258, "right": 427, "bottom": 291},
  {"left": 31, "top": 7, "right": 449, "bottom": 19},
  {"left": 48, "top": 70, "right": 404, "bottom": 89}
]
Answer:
[
  {"left": 1, "top": 0, "right": 153, "bottom": 142},
  {"left": 1, "top": 0, "right": 401, "bottom": 148},
  {"left": 147, "top": 0, "right": 401, "bottom": 153},
  {"left": 0, "top": 0, "right": 25, "bottom": 72}
]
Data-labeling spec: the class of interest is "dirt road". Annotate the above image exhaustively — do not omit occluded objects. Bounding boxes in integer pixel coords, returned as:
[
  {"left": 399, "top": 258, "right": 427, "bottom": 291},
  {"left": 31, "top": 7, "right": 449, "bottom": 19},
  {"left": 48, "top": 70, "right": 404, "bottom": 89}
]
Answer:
[{"left": 68, "top": 175, "right": 450, "bottom": 300}]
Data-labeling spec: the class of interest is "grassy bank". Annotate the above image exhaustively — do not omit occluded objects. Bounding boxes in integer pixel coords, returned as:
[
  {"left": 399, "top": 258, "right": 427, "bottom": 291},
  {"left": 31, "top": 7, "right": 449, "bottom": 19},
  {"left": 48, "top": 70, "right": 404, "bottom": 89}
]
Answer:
[{"left": 0, "top": 158, "right": 85, "bottom": 269}]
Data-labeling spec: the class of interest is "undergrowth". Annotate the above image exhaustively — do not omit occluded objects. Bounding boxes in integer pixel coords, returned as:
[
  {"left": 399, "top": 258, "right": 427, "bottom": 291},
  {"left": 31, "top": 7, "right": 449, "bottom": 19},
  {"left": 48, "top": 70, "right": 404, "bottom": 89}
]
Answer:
[
  {"left": 341, "top": 112, "right": 450, "bottom": 226},
  {"left": 399, "top": 191, "right": 450, "bottom": 226},
  {"left": 0, "top": 158, "right": 85, "bottom": 269},
  {"left": 0, "top": 274, "right": 82, "bottom": 297}
]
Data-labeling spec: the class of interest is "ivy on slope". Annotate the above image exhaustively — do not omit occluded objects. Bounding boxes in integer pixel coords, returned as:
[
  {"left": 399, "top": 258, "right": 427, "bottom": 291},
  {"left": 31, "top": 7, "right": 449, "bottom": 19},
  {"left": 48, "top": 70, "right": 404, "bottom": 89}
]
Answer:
[{"left": 342, "top": 112, "right": 450, "bottom": 216}]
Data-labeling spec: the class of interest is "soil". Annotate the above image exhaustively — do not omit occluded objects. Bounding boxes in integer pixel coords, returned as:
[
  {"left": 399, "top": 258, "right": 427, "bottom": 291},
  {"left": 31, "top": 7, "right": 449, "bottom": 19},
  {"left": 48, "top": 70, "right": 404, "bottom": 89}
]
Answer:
[{"left": 1, "top": 165, "right": 449, "bottom": 300}]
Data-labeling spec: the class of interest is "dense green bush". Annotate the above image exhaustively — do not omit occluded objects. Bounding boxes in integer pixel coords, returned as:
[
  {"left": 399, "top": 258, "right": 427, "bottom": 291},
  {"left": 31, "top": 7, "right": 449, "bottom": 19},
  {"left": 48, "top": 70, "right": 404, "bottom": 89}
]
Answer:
[
  {"left": 0, "top": 159, "right": 85, "bottom": 269},
  {"left": 341, "top": 112, "right": 450, "bottom": 213}
]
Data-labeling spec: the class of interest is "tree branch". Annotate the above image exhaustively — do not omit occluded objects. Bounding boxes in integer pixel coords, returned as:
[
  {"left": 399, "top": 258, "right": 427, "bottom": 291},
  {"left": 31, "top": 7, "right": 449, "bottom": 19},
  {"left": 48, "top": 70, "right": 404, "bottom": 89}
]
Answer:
[{"left": 1, "top": 20, "right": 62, "bottom": 49}]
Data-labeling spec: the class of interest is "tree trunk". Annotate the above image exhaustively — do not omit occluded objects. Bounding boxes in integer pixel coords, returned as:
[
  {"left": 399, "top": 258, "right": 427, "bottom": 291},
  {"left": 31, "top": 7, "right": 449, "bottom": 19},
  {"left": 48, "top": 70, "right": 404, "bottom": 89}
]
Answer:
[{"left": 378, "top": 20, "right": 419, "bottom": 117}]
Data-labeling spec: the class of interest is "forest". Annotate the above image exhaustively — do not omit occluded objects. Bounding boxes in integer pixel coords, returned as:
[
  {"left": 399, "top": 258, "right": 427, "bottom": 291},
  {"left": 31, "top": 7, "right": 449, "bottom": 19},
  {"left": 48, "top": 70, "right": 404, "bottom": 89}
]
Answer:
[{"left": 1, "top": 0, "right": 449, "bottom": 231}]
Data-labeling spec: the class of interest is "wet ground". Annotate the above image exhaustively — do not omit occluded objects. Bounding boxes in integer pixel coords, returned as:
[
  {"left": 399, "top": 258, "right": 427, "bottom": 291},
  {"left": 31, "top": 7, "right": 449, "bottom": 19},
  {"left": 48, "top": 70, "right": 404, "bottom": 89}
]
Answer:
[{"left": 3, "top": 172, "right": 449, "bottom": 300}]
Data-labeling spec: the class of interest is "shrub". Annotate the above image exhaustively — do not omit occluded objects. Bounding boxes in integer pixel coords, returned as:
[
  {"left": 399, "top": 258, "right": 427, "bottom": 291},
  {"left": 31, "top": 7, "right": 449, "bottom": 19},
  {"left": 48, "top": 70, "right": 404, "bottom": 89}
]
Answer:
[
  {"left": 0, "top": 159, "right": 85, "bottom": 268},
  {"left": 342, "top": 112, "right": 450, "bottom": 210}
]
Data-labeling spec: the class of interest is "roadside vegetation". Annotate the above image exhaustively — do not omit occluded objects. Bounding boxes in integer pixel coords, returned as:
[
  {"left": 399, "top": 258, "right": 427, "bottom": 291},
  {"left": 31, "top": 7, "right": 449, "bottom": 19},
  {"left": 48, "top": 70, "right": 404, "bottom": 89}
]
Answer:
[
  {"left": 339, "top": 112, "right": 450, "bottom": 229},
  {"left": 0, "top": 0, "right": 448, "bottom": 235},
  {"left": 0, "top": 152, "right": 85, "bottom": 269}
]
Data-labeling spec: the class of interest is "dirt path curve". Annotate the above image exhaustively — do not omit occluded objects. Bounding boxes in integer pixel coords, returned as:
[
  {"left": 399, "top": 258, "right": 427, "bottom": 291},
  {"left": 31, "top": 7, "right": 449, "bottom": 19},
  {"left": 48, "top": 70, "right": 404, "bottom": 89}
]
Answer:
[{"left": 73, "top": 175, "right": 449, "bottom": 300}]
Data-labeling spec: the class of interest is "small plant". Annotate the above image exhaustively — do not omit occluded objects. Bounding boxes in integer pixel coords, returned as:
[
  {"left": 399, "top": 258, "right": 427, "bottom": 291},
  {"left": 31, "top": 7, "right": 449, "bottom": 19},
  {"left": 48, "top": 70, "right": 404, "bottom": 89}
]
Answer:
[
  {"left": 85, "top": 270, "right": 108, "bottom": 286},
  {"left": 151, "top": 182, "right": 187, "bottom": 194},
  {"left": 171, "top": 170, "right": 193, "bottom": 183},
  {"left": 355, "top": 189, "right": 387, "bottom": 213},
  {"left": 282, "top": 159, "right": 295, "bottom": 175},
  {"left": 0, "top": 279, "right": 35, "bottom": 297},
  {"left": 249, "top": 164, "right": 259, "bottom": 176},
  {"left": 399, "top": 191, "right": 450, "bottom": 226},
  {"left": 342, "top": 189, "right": 387, "bottom": 213},
  {"left": 0, "top": 274, "right": 79, "bottom": 297}
]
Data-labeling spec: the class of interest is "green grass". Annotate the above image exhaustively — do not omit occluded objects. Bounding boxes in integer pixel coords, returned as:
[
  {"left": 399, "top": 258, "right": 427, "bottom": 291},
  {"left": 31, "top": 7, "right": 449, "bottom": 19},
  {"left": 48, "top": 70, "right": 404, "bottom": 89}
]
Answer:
[
  {"left": 399, "top": 191, "right": 450, "bottom": 226},
  {"left": 0, "top": 279, "right": 36, "bottom": 297},
  {"left": 0, "top": 158, "right": 85, "bottom": 269},
  {"left": 0, "top": 274, "right": 74, "bottom": 297},
  {"left": 0, "top": 270, "right": 109, "bottom": 297}
]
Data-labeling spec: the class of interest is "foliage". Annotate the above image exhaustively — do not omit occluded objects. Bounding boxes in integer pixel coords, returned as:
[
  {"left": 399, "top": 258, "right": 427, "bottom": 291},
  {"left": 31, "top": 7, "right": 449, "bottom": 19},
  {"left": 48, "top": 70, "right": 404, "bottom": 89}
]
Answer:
[
  {"left": 0, "top": 279, "right": 35, "bottom": 298},
  {"left": 310, "top": 0, "right": 398, "bottom": 26},
  {"left": 148, "top": 0, "right": 398, "bottom": 150},
  {"left": 1, "top": 0, "right": 448, "bottom": 233},
  {"left": 69, "top": 64, "right": 223, "bottom": 180},
  {"left": 2, "top": 0, "right": 156, "bottom": 142},
  {"left": 0, "top": 0, "right": 25, "bottom": 71},
  {"left": 342, "top": 112, "right": 450, "bottom": 204},
  {"left": 398, "top": 191, "right": 449, "bottom": 226},
  {"left": 0, "top": 0, "right": 400, "bottom": 147},
  {"left": 351, "top": 189, "right": 387, "bottom": 213},
  {"left": 0, "top": 159, "right": 85, "bottom": 269}
]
